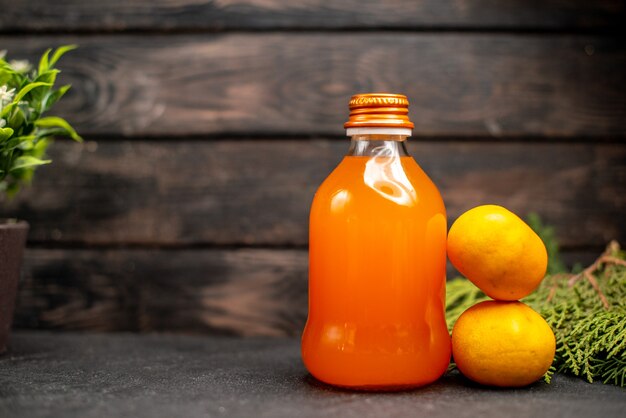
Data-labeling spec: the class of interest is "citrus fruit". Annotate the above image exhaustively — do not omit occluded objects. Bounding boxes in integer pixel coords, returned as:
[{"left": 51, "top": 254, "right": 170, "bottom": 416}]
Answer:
[
  {"left": 447, "top": 204, "right": 548, "bottom": 300},
  {"left": 452, "top": 300, "right": 556, "bottom": 387}
]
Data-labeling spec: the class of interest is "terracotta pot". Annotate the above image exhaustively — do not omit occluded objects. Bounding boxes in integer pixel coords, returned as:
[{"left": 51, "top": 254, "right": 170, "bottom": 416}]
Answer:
[{"left": 0, "top": 219, "right": 28, "bottom": 354}]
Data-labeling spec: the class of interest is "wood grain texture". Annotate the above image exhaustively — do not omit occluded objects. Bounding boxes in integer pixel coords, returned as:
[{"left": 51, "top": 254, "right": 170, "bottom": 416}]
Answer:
[
  {"left": 14, "top": 248, "right": 601, "bottom": 336},
  {"left": 1, "top": 139, "right": 624, "bottom": 249},
  {"left": 15, "top": 248, "right": 308, "bottom": 336},
  {"left": 6, "top": 34, "right": 626, "bottom": 138},
  {"left": 1, "top": 0, "right": 624, "bottom": 32}
]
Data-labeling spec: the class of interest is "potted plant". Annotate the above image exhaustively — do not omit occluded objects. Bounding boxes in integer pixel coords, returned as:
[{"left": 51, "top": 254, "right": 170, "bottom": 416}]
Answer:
[{"left": 0, "top": 46, "right": 81, "bottom": 353}]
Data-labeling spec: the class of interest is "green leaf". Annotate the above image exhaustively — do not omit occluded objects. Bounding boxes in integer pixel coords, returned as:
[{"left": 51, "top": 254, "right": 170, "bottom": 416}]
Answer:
[
  {"left": 35, "top": 116, "right": 82, "bottom": 141},
  {"left": 8, "top": 107, "right": 25, "bottom": 129},
  {"left": 49, "top": 45, "right": 78, "bottom": 68},
  {"left": 32, "top": 136, "right": 50, "bottom": 156},
  {"left": 0, "top": 103, "right": 15, "bottom": 118},
  {"left": 10, "top": 155, "right": 51, "bottom": 172},
  {"left": 0, "top": 127, "right": 14, "bottom": 141},
  {"left": 38, "top": 48, "right": 52, "bottom": 75},
  {"left": 33, "top": 128, "right": 63, "bottom": 140},
  {"left": 35, "top": 69, "right": 60, "bottom": 85},
  {"left": 16, "top": 135, "right": 35, "bottom": 150},
  {"left": 0, "top": 45, "right": 78, "bottom": 199},
  {"left": 6, "top": 181, "right": 20, "bottom": 198},
  {"left": 43, "top": 84, "right": 71, "bottom": 111},
  {"left": 0, "top": 62, "right": 17, "bottom": 84},
  {"left": 13, "top": 81, "right": 52, "bottom": 104},
  {"left": 4, "top": 135, "right": 35, "bottom": 151}
]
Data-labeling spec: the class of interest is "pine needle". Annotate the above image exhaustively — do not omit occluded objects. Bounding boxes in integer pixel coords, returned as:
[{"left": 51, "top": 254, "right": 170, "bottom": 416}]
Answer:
[{"left": 446, "top": 241, "right": 626, "bottom": 387}]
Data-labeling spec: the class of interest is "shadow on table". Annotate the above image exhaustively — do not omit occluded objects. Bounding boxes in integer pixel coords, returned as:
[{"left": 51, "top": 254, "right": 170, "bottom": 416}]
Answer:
[{"left": 300, "top": 370, "right": 548, "bottom": 396}]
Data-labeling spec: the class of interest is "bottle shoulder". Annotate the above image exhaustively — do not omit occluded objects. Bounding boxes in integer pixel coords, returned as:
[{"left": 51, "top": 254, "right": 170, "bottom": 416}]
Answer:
[{"left": 311, "top": 156, "right": 445, "bottom": 215}]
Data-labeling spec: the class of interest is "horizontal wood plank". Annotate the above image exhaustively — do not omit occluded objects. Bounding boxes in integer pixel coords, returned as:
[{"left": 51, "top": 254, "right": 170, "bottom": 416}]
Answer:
[
  {"left": 0, "top": 1, "right": 624, "bottom": 32},
  {"left": 15, "top": 248, "right": 308, "bottom": 336},
  {"left": 6, "top": 34, "right": 626, "bottom": 138},
  {"left": 1, "top": 139, "right": 624, "bottom": 249},
  {"left": 14, "top": 248, "right": 602, "bottom": 336}
]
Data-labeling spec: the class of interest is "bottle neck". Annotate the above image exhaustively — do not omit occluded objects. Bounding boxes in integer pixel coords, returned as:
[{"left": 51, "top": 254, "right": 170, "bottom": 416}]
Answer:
[{"left": 347, "top": 134, "right": 410, "bottom": 157}]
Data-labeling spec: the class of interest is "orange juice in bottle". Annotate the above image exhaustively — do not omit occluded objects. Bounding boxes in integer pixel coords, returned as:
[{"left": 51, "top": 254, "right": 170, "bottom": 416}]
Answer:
[{"left": 302, "top": 93, "right": 450, "bottom": 390}]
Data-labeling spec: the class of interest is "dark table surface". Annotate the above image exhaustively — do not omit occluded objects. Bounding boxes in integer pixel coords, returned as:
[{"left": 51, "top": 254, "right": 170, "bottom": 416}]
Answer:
[{"left": 0, "top": 332, "right": 624, "bottom": 418}]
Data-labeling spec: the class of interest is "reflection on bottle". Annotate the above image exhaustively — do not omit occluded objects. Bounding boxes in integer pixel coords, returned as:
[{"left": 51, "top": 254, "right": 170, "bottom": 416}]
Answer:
[
  {"left": 330, "top": 189, "right": 351, "bottom": 213},
  {"left": 321, "top": 322, "right": 357, "bottom": 353},
  {"left": 363, "top": 144, "right": 417, "bottom": 206}
]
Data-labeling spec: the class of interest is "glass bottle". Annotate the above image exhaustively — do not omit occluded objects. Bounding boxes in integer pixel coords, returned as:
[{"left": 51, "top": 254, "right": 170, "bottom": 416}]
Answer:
[{"left": 301, "top": 93, "right": 451, "bottom": 390}]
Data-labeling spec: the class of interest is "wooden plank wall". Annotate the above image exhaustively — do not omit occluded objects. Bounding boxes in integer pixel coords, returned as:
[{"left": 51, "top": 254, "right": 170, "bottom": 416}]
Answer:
[{"left": 1, "top": 1, "right": 625, "bottom": 336}]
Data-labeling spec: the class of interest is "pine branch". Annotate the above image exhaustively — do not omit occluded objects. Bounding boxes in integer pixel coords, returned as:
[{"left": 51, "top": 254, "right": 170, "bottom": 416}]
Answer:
[{"left": 446, "top": 241, "right": 626, "bottom": 387}]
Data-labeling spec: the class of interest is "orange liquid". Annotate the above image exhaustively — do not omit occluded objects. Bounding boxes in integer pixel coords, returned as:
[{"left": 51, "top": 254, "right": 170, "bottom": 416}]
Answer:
[{"left": 302, "top": 154, "right": 451, "bottom": 389}]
